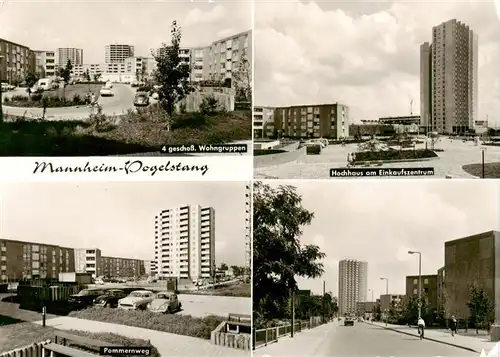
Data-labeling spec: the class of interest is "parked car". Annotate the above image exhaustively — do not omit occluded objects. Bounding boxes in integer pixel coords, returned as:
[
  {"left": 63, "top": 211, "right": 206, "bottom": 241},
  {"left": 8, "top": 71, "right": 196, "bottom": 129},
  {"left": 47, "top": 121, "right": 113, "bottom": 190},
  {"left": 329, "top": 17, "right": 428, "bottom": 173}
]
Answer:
[
  {"left": 118, "top": 290, "right": 154, "bottom": 310},
  {"left": 1, "top": 83, "right": 14, "bottom": 91},
  {"left": 99, "top": 88, "right": 113, "bottom": 97},
  {"left": 344, "top": 317, "right": 354, "bottom": 326},
  {"left": 69, "top": 288, "right": 107, "bottom": 308},
  {"left": 94, "top": 289, "right": 127, "bottom": 308},
  {"left": 133, "top": 91, "right": 149, "bottom": 106},
  {"left": 147, "top": 292, "right": 181, "bottom": 314}
]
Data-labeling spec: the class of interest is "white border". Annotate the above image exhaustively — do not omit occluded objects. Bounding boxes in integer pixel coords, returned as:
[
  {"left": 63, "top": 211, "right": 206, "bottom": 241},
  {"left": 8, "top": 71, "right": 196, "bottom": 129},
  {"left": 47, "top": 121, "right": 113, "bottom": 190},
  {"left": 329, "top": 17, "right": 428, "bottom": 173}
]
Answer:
[{"left": 0, "top": 156, "right": 252, "bottom": 181}]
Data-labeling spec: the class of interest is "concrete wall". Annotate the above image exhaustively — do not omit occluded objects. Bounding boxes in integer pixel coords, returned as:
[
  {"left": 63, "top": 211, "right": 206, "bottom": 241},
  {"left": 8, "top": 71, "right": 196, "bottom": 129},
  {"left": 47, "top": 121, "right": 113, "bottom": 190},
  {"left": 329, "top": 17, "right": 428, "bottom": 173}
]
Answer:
[
  {"left": 254, "top": 146, "right": 306, "bottom": 168},
  {"left": 176, "top": 91, "right": 234, "bottom": 113},
  {"left": 211, "top": 321, "right": 251, "bottom": 350}
]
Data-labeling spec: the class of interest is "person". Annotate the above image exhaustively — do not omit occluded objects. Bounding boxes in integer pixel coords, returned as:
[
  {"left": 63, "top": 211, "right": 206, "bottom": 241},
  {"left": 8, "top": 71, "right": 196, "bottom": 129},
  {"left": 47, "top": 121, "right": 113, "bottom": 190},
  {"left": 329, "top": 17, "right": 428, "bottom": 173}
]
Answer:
[
  {"left": 450, "top": 315, "right": 457, "bottom": 337},
  {"left": 90, "top": 93, "right": 96, "bottom": 105},
  {"left": 347, "top": 153, "right": 352, "bottom": 167},
  {"left": 417, "top": 317, "right": 425, "bottom": 338}
]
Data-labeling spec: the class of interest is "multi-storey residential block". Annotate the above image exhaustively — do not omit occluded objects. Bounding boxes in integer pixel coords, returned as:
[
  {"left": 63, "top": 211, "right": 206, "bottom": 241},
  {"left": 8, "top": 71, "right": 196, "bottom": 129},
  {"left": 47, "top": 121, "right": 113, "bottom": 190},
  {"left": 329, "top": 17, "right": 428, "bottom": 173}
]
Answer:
[
  {"left": 74, "top": 248, "right": 102, "bottom": 278},
  {"left": 274, "top": 103, "right": 349, "bottom": 139},
  {"left": 420, "top": 19, "right": 478, "bottom": 134},
  {"left": 338, "top": 259, "right": 368, "bottom": 315},
  {"left": 105, "top": 44, "right": 134, "bottom": 63},
  {"left": 0, "top": 38, "right": 35, "bottom": 84},
  {"left": 124, "top": 56, "right": 156, "bottom": 81},
  {"left": 253, "top": 106, "right": 275, "bottom": 138},
  {"left": 101, "top": 256, "right": 145, "bottom": 278},
  {"left": 443, "top": 231, "right": 499, "bottom": 321},
  {"left": 33, "top": 50, "right": 57, "bottom": 77},
  {"left": 0, "top": 239, "right": 74, "bottom": 282},
  {"left": 144, "top": 260, "right": 153, "bottom": 276},
  {"left": 379, "top": 294, "right": 405, "bottom": 313},
  {"left": 405, "top": 274, "right": 438, "bottom": 312},
  {"left": 154, "top": 205, "right": 215, "bottom": 280},
  {"left": 57, "top": 48, "right": 83, "bottom": 66}
]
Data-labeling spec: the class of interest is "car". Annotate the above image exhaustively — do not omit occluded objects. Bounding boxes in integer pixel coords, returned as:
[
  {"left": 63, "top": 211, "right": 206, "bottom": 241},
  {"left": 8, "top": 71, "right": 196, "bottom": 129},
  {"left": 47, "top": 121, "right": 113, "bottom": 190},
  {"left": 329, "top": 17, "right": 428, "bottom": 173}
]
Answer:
[
  {"left": 147, "top": 291, "right": 181, "bottom": 314},
  {"left": 68, "top": 288, "right": 107, "bottom": 308},
  {"left": 99, "top": 88, "right": 113, "bottom": 97},
  {"left": 133, "top": 91, "right": 149, "bottom": 106},
  {"left": 1, "top": 83, "right": 14, "bottom": 91},
  {"left": 344, "top": 317, "right": 354, "bottom": 326},
  {"left": 94, "top": 289, "right": 127, "bottom": 308},
  {"left": 118, "top": 290, "right": 154, "bottom": 310}
]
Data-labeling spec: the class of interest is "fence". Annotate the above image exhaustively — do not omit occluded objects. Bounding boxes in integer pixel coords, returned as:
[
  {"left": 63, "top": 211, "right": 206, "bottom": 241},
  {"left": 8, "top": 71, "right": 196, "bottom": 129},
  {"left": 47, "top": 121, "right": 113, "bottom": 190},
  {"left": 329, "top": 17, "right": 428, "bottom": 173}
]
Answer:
[
  {"left": 0, "top": 340, "right": 51, "bottom": 357},
  {"left": 254, "top": 318, "right": 324, "bottom": 348},
  {"left": 18, "top": 285, "right": 80, "bottom": 303},
  {"left": 175, "top": 91, "right": 235, "bottom": 113}
]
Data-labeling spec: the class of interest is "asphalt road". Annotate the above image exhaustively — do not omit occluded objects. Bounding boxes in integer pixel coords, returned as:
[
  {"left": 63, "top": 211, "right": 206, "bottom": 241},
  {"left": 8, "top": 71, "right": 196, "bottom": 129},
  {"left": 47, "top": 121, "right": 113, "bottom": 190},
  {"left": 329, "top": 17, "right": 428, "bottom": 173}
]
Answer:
[
  {"left": 314, "top": 322, "right": 476, "bottom": 357},
  {"left": 2, "top": 84, "right": 136, "bottom": 120}
]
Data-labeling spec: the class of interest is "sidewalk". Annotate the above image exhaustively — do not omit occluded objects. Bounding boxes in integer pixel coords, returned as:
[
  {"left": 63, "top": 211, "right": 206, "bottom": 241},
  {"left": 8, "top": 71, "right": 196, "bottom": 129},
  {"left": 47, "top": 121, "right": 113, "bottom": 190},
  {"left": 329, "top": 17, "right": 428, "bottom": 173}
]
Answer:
[
  {"left": 253, "top": 322, "right": 337, "bottom": 357},
  {"left": 33, "top": 316, "right": 248, "bottom": 357},
  {"left": 369, "top": 321, "right": 496, "bottom": 353}
]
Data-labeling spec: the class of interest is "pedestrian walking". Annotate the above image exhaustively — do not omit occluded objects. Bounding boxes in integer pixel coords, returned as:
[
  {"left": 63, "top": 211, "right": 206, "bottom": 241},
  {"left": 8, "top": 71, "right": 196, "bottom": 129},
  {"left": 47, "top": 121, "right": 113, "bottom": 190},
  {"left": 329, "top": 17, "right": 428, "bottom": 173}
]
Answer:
[
  {"left": 450, "top": 315, "right": 457, "bottom": 337},
  {"left": 347, "top": 153, "right": 352, "bottom": 167}
]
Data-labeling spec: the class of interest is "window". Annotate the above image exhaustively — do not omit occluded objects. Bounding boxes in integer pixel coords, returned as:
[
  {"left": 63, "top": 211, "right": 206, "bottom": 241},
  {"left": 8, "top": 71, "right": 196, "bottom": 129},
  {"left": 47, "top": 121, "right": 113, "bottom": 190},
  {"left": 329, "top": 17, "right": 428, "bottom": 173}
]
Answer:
[
  {"left": 413, "top": 279, "right": 418, "bottom": 285},
  {"left": 413, "top": 288, "right": 417, "bottom": 294},
  {"left": 424, "top": 278, "right": 428, "bottom": 285}
]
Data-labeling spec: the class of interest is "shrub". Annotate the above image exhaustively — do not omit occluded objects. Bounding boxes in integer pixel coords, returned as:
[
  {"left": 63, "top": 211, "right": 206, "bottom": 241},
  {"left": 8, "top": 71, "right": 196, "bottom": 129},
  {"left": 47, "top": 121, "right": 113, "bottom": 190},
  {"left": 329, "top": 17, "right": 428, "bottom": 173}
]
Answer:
[
  {"left": 31, "top": 93, "right": 43, "bottom": 101},
  {"left": 171, "top": 112, "right": 206, "bottom": 130},
  {"left": 69, "top": 307, "right": 224, "bottom": 339},
  {"left": 72, "top": 93, "right": 82, "bottom": 104},
  {"left": 199, "top": 95, "right": 220, "bottom": 115},
  {"left": 306, "top": 144, "right": 322, "bottom": 155},
  {"left": 12, "top": 94, "right": 27, "bottom": 101},
  {"left": 354, "top": 149, "right": 438, "bottom": 162},
  {"left": 4, "top": 97, "right": 10, "bottom": 103},
  {"left": 254, "top": 149, "right": 287, "bottom": 156}
]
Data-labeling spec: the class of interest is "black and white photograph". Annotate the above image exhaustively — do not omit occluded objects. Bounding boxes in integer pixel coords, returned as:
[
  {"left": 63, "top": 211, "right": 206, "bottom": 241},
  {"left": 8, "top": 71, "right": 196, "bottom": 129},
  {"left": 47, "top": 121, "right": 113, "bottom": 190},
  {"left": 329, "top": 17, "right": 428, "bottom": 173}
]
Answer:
[
  {"left": 0, "top": 181, "right": 251, "bottom": 356},
  {"left": 253, "top": 0, "right": 500, "bottom": 179},
  {"left": 253, "top": 180, "right": 500, "bottom": 357},
  {"left": 0, "top": 0, "right": 251, "bottom": 156}
]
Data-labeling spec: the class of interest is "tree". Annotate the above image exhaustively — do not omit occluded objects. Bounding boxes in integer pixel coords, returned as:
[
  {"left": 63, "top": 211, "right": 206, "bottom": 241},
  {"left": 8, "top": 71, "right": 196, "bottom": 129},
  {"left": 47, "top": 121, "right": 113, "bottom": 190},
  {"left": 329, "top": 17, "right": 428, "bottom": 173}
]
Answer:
[
  {"left": 25, "top": 72, "right": 39, "bottom": 97},
  {"left": 58, "top": 59, "right": 73, "bottom": 101},
  {"left": 253, "top": 182, "right": 326, "bottom": 328},
  {"left": 466, "top": 285, "right": 494, "bottom": 333},
  {"left": 152, "top": 20, "right": 193, "bottom": 117},
  {"left": 93, "top": 72, "right": 101, "bottom": 83},
  {"left": 220, "top": 263, "right": 228, "bottom": 271},
  {"left": 232, "top": 47, "right": 251, "bottom": 103}
]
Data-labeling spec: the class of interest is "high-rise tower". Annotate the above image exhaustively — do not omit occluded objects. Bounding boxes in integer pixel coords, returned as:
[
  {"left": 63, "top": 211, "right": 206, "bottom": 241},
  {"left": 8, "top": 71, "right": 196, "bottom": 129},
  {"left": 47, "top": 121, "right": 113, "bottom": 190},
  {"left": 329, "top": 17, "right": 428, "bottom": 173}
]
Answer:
[{"left": 338, "top": 259, "right": 368, "bottom": 315}]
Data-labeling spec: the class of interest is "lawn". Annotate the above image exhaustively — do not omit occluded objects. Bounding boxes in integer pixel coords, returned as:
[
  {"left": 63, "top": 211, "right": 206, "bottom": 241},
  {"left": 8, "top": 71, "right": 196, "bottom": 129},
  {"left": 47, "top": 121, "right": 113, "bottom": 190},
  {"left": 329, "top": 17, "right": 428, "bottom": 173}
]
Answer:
[
  {"left": 0, "top": 322, "right": 160, "bottom": 356},
  {"left": 182, "top": 283, "right": 251, "bottom": 297},
  {"left": 0, "top": 106, "right": 251, "bottom": 156},
  {"left": 462, "top": 162, "right": 500, "bottom": 178},
  {"left": 69, "top": 307, "right": 224, "bottom": 339}
]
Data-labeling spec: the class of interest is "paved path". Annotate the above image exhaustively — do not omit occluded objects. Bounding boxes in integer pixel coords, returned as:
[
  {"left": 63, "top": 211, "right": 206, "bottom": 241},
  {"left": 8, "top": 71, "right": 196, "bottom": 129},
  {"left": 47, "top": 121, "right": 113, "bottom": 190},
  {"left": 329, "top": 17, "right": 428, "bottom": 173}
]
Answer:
[
  {"left": 178, "top": 294, "right": 251, "bottom": 318},
  {"left": 254, "top": 139, "right": 500, "bottom": 179},
  {"left": 2, "top": 84, "right": 135, "bottom": 120},
  {"left": 33, "top": 316, "right": 248, "bottom": 357}
]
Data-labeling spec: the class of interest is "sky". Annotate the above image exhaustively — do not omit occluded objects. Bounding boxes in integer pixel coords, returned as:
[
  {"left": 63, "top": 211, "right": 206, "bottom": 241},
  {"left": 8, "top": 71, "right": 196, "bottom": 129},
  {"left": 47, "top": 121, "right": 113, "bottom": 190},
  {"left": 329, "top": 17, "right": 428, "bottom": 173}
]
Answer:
[
  {"left": 263, "top": 180, "right": 499, "bottom": 299},
  {"left": 254, "top": 0, "right": 500, "bottom": 127},
  {"left": 0, "top": 181, "right": 248, "bottom": 266},
  {"left": 0, "top": 0, "right": 251, "bottom": 63}
]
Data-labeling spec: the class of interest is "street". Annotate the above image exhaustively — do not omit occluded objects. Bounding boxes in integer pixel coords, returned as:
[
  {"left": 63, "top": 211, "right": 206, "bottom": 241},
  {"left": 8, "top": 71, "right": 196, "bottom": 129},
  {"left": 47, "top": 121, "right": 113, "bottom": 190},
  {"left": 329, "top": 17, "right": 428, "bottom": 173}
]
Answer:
[{"left": 256, "top": 322, "right": 478, "bottom": 357}]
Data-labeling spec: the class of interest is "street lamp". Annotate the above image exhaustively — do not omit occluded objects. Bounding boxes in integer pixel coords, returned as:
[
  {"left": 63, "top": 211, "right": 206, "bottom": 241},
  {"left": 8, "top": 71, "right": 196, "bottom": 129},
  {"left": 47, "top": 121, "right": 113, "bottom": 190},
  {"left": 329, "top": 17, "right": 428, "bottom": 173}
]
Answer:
[
  {"left": 380, "top": 277, "right": 389, "bottom": 326},
  {"left": 481, "top": 147, "right": 487, "bottom": 179},
  {"left": 408, "top": 251, "right": 422, "bottom": 320}
]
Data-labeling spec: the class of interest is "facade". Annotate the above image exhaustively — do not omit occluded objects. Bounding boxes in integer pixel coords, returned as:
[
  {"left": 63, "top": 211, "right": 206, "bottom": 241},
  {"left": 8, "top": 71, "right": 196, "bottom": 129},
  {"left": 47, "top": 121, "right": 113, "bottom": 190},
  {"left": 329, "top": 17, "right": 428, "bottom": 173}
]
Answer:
[
  {"left": 105, "top": 44, "right": 134, "bottom": 63},
  {"left": 74, "top": 248, "right": 102, "bottom": 278},
  {"left": 124, "top": 56, "right": 156, "bottom": 81},
  {"left": 405, "top": 274, "right": 438, "bottom": 311},
  {"left": 420, "top": 19, "right": 478, "bottom": 134},
  {"left": 253, "top": 106, "right": 275, "bottom": 138},
  {"left": 437, "top": 266, "right": 446, "bottom": 314},
  {"left": 144, "top": 260, "right": 153, "bottom": 276},
  {"left": 154, "top": 205, "right": 216, "bottom": 280},
  {"left": 443, "top": 230, "right": 499, "bottom": 320},
  {"left": 71, "top": 62, "right": 140, "bottom": 83},
  {"left": 380, "top": 294, "right": 405, "bottom": 312},
  {"left": 0, "top": 38, "right": 35, "bottom": 84},
  {"left": 0, "top": 239, "right": 74, "bottom": 282},
  {"left": 33, "top": 50, "right": 57, "bottom": 77},
  {"left": 101, "top": 256, "right": 145, "bottom": 278},
  {"left": 356, "top": 301, "right": 377, "bottom": 316},
  {"left": 379, "top": 115, "right": 421, "bottom": 126},
  {"left": 274, "top": 103, "right": 349, "bottom": 139},
  {"left": 338, "top": 259, "right": 368, "bottom": 315},
  {"left": 57, "top": 48, "right": 83, "bottom": 67}
]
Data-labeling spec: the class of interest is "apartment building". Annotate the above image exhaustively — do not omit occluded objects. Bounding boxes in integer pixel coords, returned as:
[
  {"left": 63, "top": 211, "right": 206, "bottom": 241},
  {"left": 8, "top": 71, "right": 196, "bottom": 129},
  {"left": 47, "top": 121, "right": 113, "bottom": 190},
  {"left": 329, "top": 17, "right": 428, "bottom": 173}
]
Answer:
[
  {"left": 253, "top": 106, "right": 275, "bottom": 139},
  {"left": 405, "top": 274, "right": 438, "bottom": 311},
  {"left": 57, "top": 48, "right": 83, "bottom": 67},
  {"left": 154, "top": 205, "right": 216, "bottom": 280},
  {"left": 124, "top": 56, "right": 156, "bottom": 80},
  {"left": 33, "top": 50, "right": 57, "bottom": 77},
  {"left": 338, "top": 259, "right": 368, "bottom": 315},
  {"left": 0, "top": 239, "right": 74, "bottom": 282},
  {"left": 71, "top": 62, "right": 136, "bottom": 83},
  {"left": 105, "top": 44, "right": 134, "bottom": 63},
  {"left": 443, "top": 230, "right": 499, "bottom": 320},
  {"left": 101, "top": 256, "right": 145, "bottom": 278},
  {"left": 379, "top": 294, "right": 405, "bottom": 312},
  {"left": 245, "top": 184, "right": 251, "bottom": 275},
  {"left": 144, "top": 260, "right": 153, "bottom": 276},
  {"left": 274, "top": 103, "right": 350, "bottom": 139},
  {"left": 74, "top": 248, "right": 102, "bottom": 278},
  {"left": 0, "top": 38, "right": 35, "bottom": 84},
  {"left": 420, "top": 19, "right": 478, "bottom": 134}
]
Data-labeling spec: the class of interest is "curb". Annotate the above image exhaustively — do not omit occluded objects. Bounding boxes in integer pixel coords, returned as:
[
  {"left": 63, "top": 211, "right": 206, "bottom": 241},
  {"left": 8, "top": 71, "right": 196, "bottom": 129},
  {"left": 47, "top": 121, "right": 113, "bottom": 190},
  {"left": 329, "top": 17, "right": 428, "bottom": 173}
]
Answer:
[{"left": 369, "top": 323, "right": 480, "bottom": 353}]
